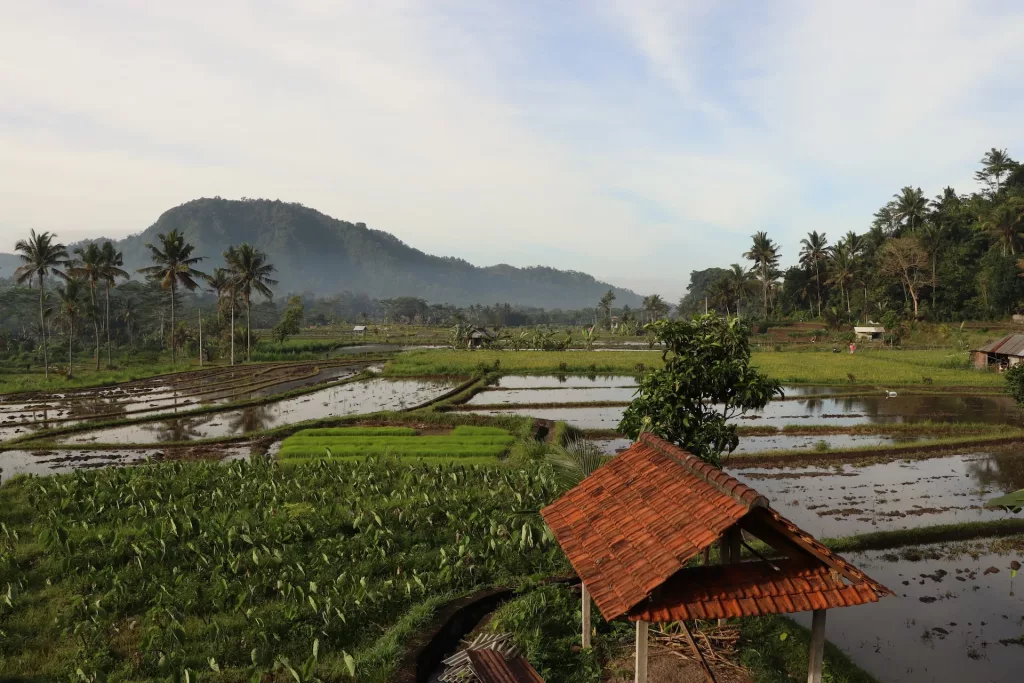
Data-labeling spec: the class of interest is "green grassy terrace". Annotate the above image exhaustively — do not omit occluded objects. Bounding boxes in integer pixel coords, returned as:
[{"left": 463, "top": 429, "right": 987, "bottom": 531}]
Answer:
[{"left": 386, "top": 348, "right": 1004, "bottom": 387}]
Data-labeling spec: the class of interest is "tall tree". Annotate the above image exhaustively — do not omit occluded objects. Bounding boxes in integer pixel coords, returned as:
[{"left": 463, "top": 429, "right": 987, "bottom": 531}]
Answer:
[
  {"left": 69, "top": 243, "right": 105, "bottom": 370},
  {"left": 981, "top": 197, "right": 1024, "bottom": 256},
  {"left": 56, "top": 278, "right": 85, "bottom": 379},
  {"left": 720, "top": 264, "right": 757, "bottom": 316},
  {"left": 893, "top": 186, "right": 928, "bottom": 232},
  {"left": 597, "top": 289, "right": 616, "bottom": 328},
  {"left": 975, "top": 148, "right": 1017, "bottom": 195},
  {"left": 137, "top": 230, "right": 207, "bottom": 364},
  {"left": 14, "top": 230, "right": 69, "bottom": 379},
  {"left": 225, "top": 244, "right": 277, "bottom": 361},
  {"left": 100, "top": 241, "right": 129, "bottom": 367},
  {"left": 826, "top": 246, "right": 855, "bottom": 313},
  {"left": 743, "top": 231, "right": 780, "bottom": 317},
  {"left": 798, "top": 231, "right": 829, "bottom": 317},
  {"left": 880, "top": 236, "right": 929, "bottom": 316},
  {"left": 917, "top": 221, "right": 945, "bottom": 312}
]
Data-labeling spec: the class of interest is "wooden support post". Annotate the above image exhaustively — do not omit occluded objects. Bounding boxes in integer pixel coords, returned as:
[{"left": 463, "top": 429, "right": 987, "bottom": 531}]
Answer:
[
  {"left": 635, "top": 620, "right": 648, "bottom": 683},
  {"left": 681, "top": 621, "right": 718, "bottom": 683},
  {"left": 729, "top": 528, "right": 742, "bottom": 564},
  {"left": 581, "top": 583, "right": 591, "bottom": 649},
  {"left": 807, "top": 609, "right": 827, "bottom": 683}
]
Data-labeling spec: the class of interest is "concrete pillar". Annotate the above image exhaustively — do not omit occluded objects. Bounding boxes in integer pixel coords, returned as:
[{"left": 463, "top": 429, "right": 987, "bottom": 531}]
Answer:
[
  {"left": 807, "top": 609, "right": 827, "bottom": 683},
  {"left": 635, "top": 620, "right": 649, "bottom": 683}
]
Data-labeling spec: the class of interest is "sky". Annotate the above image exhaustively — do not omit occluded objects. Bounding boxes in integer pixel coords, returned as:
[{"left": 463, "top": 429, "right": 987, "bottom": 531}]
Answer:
[{"left": 2, "top": 0, "right": 1023, "bottom": 299}]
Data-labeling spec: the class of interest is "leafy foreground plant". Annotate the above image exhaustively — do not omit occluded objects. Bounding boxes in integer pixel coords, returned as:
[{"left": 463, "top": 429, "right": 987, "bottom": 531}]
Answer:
[{"left": 0, "top": 457, "right": 567, "bottom": 682}]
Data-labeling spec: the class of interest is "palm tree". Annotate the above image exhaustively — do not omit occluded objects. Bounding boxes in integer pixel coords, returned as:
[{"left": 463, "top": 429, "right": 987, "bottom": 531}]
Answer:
[
  {"left": 100, "top": 242, "right": 129, "bottom": 368},
  {"left": 720, "top": 264, "right": 757, "bottom": 316},
  {"left": 827, "top": 247, "right": 855, "bottom": 313},
  {"left": 596, "top": 289, "right": 616, "bottom": 328},
  {"left": 976, "top": 148, "right": 1016, "bottom": 195},
  {"left": 118, "top": 297, "right": 138, "bottom": 348},
  {"left": 137, "top": 230, "right": 207, "bottom": 364},
  {"left": 743, "top": 231, "right": 780, "bottom": 317},
  {"left": 892, "top": 186, "right": 928, "bottom": 232},
  {"left": 69, "top": 243, "right": 105, "bottom": 370},
  {"left": 224, "top": 244, "right": 276, "bottom": 361},
  {"left": 56, "top": 278, "right": 85, "bottom": 379},
  {"left": 799, "top": 231, "right": 829, "bottom": 317},
  {"left": 208, "top": 265, "right": 240, "bottom": 364},
  {"left": 981, "top": 197, "right": 1024, "bottom": 256},
  {"left": 13, "top": 230, "right": 69, "bottom": 379},
  {"left": 644, "top": 294, "right": 668, "bottom": 323}
]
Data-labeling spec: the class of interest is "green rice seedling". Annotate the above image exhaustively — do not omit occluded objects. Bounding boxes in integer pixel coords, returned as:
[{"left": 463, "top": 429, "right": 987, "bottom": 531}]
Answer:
[
  {"left": 450, "top": 425, "right": 513, "bottom": 436},
  {"left": 293, "top": 427, "right": 418, "bottom": 437}
]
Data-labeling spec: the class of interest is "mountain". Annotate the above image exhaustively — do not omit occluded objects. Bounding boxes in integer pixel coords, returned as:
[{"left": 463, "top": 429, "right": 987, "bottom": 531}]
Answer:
[{"left": 2, "top": 198, "right": 643, "bottom": 309}]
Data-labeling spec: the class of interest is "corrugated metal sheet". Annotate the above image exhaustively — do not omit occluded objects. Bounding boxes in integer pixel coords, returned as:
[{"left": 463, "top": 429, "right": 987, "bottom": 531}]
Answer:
[{"left": 974, "top": 334, "right": 1024, "bottom": 357}]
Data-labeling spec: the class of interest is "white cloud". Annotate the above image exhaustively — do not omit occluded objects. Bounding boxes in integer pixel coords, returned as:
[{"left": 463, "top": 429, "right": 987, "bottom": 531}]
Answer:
[{"left": 1, "top": 1, "right": 1022, "bottom": 299}]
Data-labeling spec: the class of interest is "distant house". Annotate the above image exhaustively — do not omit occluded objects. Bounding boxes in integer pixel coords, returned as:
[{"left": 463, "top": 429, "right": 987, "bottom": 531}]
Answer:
[
  {"left": 352, "top": 325, "right": 367, "bottom": 336},
  {"left": 853, "top": 325, "right": 885, "bottom": 341},
  {"left": 971, "top": 333, "right": 1024, "bottom": 370},
  {"left": 467, "top": 327, "right": 496, "bottom": 349}
]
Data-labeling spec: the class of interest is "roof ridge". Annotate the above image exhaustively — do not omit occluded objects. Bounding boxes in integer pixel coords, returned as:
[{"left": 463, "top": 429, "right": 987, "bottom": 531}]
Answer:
[{"left": 638, "top": 433, "right": 768, "bottom": 509}]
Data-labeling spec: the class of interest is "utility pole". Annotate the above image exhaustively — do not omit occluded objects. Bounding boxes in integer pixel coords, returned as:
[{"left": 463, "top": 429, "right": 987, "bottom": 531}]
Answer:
[
  {"left": 705, "top": 297, "right": 708, "bottom": 315},
  {"left": 198, "top": 309, "right": 203, "bottom": 368}
]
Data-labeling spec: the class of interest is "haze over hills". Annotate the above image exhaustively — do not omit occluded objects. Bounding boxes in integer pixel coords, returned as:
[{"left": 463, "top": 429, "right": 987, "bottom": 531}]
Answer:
[{"left": 0, "top": 198, "right": 643, "bottom": 309}]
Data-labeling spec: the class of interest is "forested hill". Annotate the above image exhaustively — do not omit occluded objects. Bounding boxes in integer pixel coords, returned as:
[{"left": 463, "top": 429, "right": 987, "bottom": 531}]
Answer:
[{"left": 4, "top": 198, "right": 644, "bottom": 308}]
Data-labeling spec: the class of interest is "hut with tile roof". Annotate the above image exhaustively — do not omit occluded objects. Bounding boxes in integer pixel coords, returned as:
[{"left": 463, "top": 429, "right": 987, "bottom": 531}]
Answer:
[{"left": 540, "top": 433, "right": 891, "bottom": 683}]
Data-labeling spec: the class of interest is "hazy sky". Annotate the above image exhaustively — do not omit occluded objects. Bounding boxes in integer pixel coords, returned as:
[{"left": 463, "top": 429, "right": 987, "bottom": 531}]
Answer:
[{"left": 2, "top": 1, "right": 1023, "bottom": 298}]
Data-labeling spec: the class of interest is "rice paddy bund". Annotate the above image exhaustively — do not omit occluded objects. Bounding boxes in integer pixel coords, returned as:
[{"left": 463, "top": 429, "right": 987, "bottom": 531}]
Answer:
[{"left": 3, "top": 346, "right": 1024, "bottom": 682}]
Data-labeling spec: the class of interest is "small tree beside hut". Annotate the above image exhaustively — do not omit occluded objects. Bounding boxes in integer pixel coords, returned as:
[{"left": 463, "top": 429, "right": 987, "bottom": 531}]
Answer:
[{"left": 618, "top": 314, "right": 782, "bottom": 467}]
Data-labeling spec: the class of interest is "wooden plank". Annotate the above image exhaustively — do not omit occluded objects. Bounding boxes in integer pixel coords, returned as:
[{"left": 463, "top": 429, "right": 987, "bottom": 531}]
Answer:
[
  {"left": 635, "top": 620, "right": 649, "bottom": 683},
  {"left": 807, "top": 609, "right": 827, "bottom": 683},
  {"left": 680, "top": 621, "right": 718, "bottom": 683},
  {"left": 581, "top": 583, "right": 592, "bottom": 649}
]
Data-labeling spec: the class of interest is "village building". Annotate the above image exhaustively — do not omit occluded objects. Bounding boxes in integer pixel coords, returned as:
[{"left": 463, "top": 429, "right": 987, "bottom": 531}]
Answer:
[
  {"left": 971, "top": 333, "right": 1024, "bottom": 369},
  {"left": 467, "top": 327, "right": 496, "bottom": 349},
  {"left": 541, "top": 434, "right": 891, "bottom": 683},
  {"left": 352, "top": 325, "right": 367, "bottom": 336},
  {"left": 853, "top": 324, "right": 885, "bottom": 341}
]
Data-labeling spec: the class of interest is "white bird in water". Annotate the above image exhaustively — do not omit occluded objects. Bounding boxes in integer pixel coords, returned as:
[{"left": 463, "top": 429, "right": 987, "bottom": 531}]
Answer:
[{"left": 884, "top": 390, "right": 897, "bottom": 398}]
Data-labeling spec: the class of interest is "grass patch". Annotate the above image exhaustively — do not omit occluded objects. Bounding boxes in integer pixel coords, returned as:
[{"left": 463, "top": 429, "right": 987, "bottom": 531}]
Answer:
[
  {"left": 385, "top": 348, "right": 1005, "bottom": 387},
  {"left": 276, "top": 428, "right": 517, "bottom": 460},
  {"left": 822, "top": 519, "right": 1024, "bottom": 554}
]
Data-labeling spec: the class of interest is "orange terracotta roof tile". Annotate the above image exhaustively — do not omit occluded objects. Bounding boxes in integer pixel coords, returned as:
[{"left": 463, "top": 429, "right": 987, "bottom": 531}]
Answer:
[
  {"left": 468, "top": 649, "right": 545, "bottom": 683},
  {"left": 540, "top": 433, "right": 769, "bottom": 620},
  {"left": 627, "top": 558, "right": 883, "bottom": 622}
]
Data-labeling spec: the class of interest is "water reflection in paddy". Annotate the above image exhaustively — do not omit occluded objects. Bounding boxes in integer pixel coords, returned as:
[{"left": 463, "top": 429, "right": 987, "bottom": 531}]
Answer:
[
  {"left": 59, "top": 379, "right": 454, "bottom": 445},
  {"left": 494, "top": 375, "right": 639, "bottom": 389},
  {"left": 466, "top": 391, "right": 1021, "bottom": 429},
  {"left": 733, "top": 450, "right": 1024, "bottom": 538},
  {"left": 793, "top": 544, "right": 1024, "bottom": 683},
  {"left": 592, "top": 433, "right": 928, "bottom": 456},
  {"left": 0, "top": 446, "right": 251, "bottom": 482}
]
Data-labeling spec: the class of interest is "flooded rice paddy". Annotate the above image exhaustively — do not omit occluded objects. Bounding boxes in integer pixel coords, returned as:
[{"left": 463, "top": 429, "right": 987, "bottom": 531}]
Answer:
[
  {"left": 0, "top": 446, "right": 251, "bottom": 482},
  {"left": 0, "top": 362, "right": 365, "bottom": 442},
  {"left": 58, "top": 378, "right": 455, "bottom": 445},
  {"left": 467, "top": 389, "right": 1021, "bottom": 430},
  {"left": 734, "top": 450, "right": 1024, "bottom": 538},
  {"left": 592, "top": 433, "right": 929, "bottom": 456},
  {"left": 793, "top": 541, "right": 1024, "bottom": 683}
]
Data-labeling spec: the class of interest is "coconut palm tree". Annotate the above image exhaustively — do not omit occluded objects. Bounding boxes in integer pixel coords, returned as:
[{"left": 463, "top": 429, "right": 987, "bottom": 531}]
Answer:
[
  {"left": 827, "top": 247, "right": 856, "bottom": 313},
  {"left": 892, "top": 186, "right": 928, "bottom": 232},
  {"left": 56, "top": 278, "right": 85, "bottom": 379},
  {"left": 643, "top": 294, "right": 669, "bottom": 323},
  {"left": 720, "top": 264, "right": 757, "bottom": 316},
  {"left": 100, "top": 242, "right": 129, "bottom": 367},
  {"left": 224, "top": 244, "right": 276, "bottom": 361},
  {"left": 799, "top": 231, "right": 829, "bottom": 317},
  {"left": 69, "top": 243, "right": 105, "bottom": 370},
  {"left": 917, "top": 222, "right": 945, "bottom": 311},
  {"left": 137, "top": 230, "right": 207, "bottom": 364},
  {"left": 13, "top": 230, "right": 70, "bottom": 379},
  {"left": 981, "top": 197, "right": 1024, "bottom": 256},
  {"left": 118, "top": 297, "right": 139, "bottom": 348},
  {"left": 743, "top": 231, "right": 780, "bottom": 317},
  {"left": 976, "top": 148, "right": 1017, "bottom": 195},
  {"left": 208, "top": 265, "right": 241, "bottom": 364}
]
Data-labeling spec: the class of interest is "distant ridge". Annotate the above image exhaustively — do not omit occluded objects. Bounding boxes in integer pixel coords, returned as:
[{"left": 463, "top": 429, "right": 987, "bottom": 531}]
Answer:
[{"left": 1, "top": 198, "right": 643, "bottom": 308}]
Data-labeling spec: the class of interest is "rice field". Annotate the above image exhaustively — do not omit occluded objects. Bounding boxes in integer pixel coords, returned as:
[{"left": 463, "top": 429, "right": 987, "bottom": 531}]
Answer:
[
  {"left": 276, "top": 425, "right": 516, "bottom": 461},
  {"left": 386, "top": 348, "right": 1003, "bottom": 386}
]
